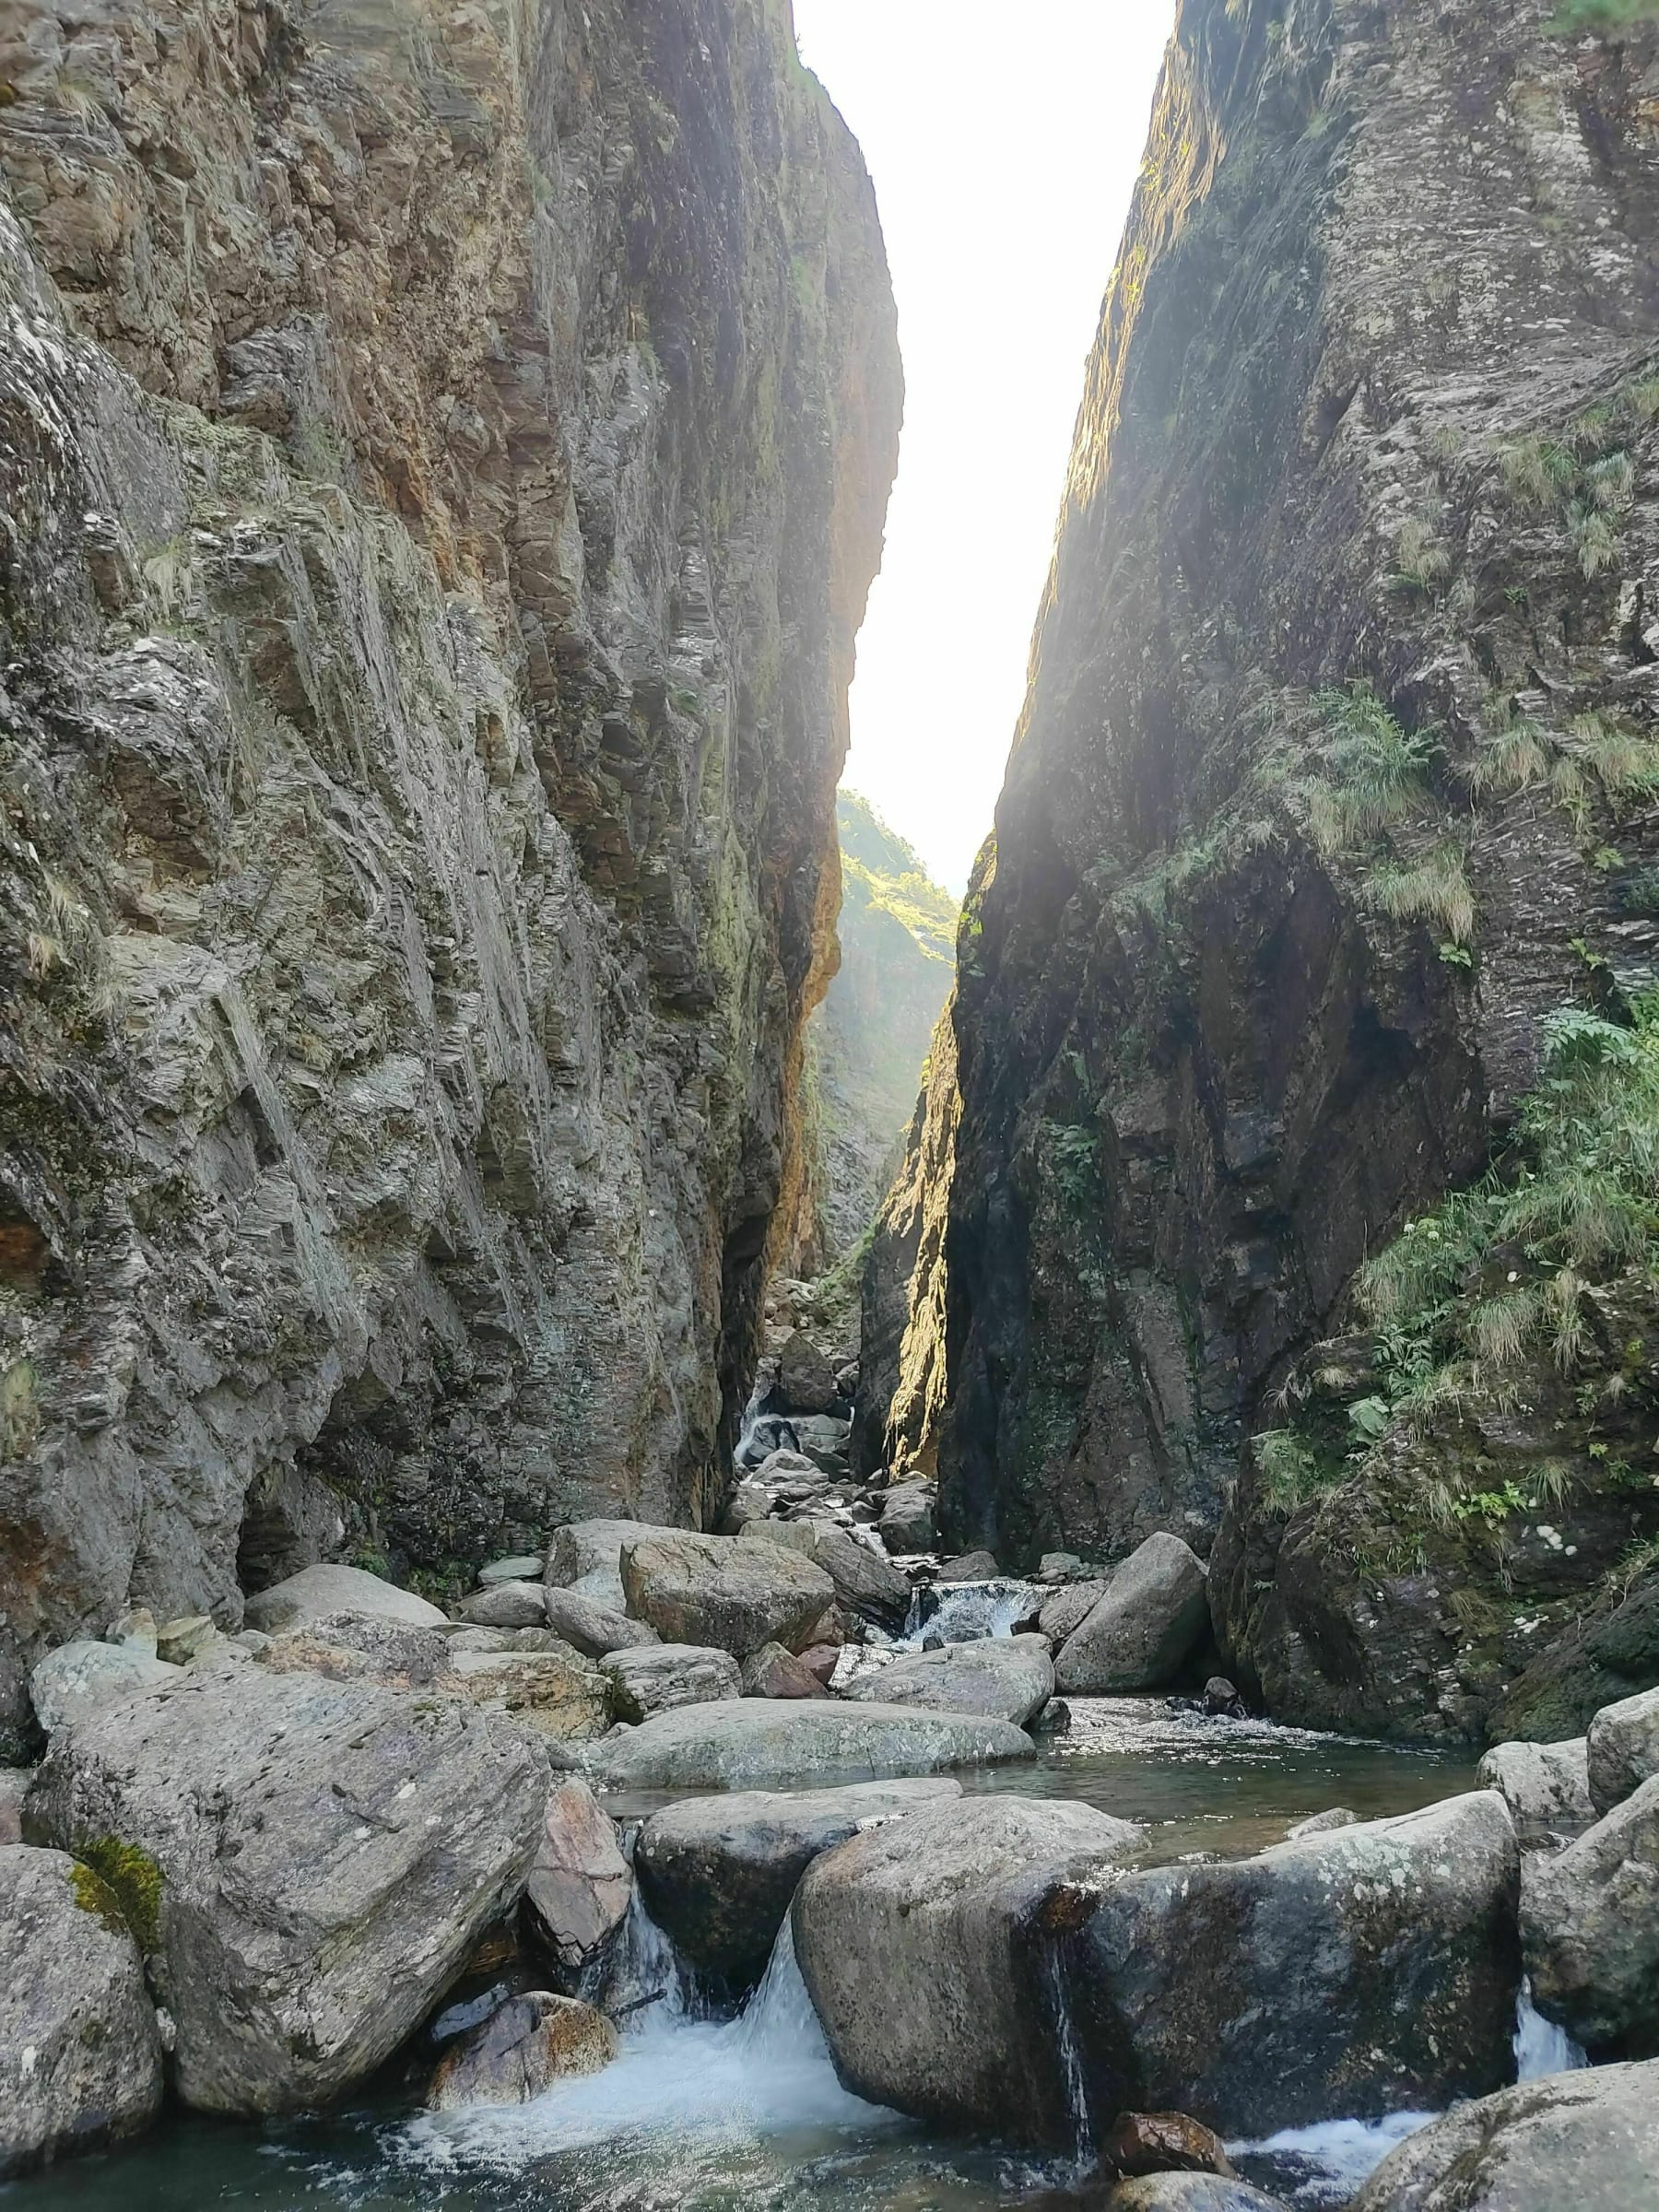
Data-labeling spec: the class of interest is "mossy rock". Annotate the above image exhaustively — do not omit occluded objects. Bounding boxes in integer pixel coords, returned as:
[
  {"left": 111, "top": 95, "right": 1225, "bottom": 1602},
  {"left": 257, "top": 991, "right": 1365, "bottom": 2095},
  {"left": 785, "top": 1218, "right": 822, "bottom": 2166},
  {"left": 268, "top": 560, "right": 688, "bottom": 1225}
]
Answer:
[{"left": 76, "top": 1837, "right": 165, "bottom": 1954}]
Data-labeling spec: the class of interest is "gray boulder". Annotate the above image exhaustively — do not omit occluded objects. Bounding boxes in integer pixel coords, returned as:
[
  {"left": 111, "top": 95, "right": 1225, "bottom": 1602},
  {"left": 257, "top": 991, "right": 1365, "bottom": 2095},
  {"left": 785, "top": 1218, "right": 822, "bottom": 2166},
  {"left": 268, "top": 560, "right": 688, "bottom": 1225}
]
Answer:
[
  {"left": 477, "top": 1556, "right": 545, "bottom": 1587},
  {"left": 1586, "top": 1685, "right": 1659, "bottom": 1816},
  {"left": 585, "top": 1699, "right": 1036, "bottom": 1792},
  {"left": 620, "top": 1531, "right": 834, "bottom": 1656},
  {"left": 243, "top": 1564, "right": 447, "bottom": 1635},
  {"left": 543, "top": 1588, "right": 659, "bottom": 1660},
  {"left": 938, "top": 1551, "right": 1001, "bottom": 1583},
  {"left": 29, "top": 1641, "right": 175, "bottom": 1736},
  {"left": 740, "top": 1641, "right": 832, "bottom": 1699},
  {"left": 878, "top": 1482, "right": 937, "bottom": 1553},
  {"left": 1039, "top": 1581, "right": 1111, "bottom": 1645},
  {"left": 546, "top": 1521, "right": 648, "bottom": 1613},
  {"left": 842, "top": 1634, "right": 1055, "bottom": 1728},
  {"left": 636, "top": 1778, "right": 960, "bottom": 1989},
  {"left": 1477, "top": 1737, "right": 1594, "bottom": 1845},
  {"left": 458, "top": 1582, "right": 550, "bottom": 1630},
  {"left": 0, "top": 1767, "right": 30, "bottom": 1846},
  {"left": 523, "top": 1778, "right": 631, "bottom": 1990},
  {"left": 426, "top": 1992, "right": 617, "bottom": 2109},
  {"left": 1060, "top": 1791, "right": 1520, "bottom": 2137},
  {"left": 0, "top": 1845, "right": 164, "bottom": 2178},
  {"left": 776, "top": 1331, "right": 840, "bottom": 1415},
  {"left": 601, "top": 1644, "right": 742, "bottom": 1721},
  {"left": 441, "top": 1647, "right": 613, "bottom": 1743},
  {"left": 259, "top": 1613, "right": 455, "bottom": 1685},
  {"left": 25, "top": 1662, "right": 546, "bottom": 2114},
  {"left": 1106, "top": 2184, "right": 1290, "bottom": 2212},
  {"left": 794, "top": 1795, "right": 1141, "bottom": 2138},
  {"left": 742, "top": 1521, "right": 911, "bottom": 1628},
  {"left": 1522, "top": 1772, "right": 1659, "bottom": 2058},
  {"left": 1283, "top": 1806, "right": 1359, "bottom": 1840},
  {"left": 1350, "top": 2057, "right": 1659, "bottom": 2211},
  {"left": 1055, "top": 1535, "right": 1208, "bottom": 1694}
]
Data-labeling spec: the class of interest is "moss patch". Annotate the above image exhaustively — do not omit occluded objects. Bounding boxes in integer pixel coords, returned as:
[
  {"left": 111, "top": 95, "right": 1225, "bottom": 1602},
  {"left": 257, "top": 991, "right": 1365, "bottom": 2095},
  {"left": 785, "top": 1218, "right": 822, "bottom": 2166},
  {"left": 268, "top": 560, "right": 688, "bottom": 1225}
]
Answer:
[
  {"left": 67, "top": 1859, "right": 135, "bottom": 1940},
  {"left": 76, "top": 1838, "right": 164, "bottom": 1954}
]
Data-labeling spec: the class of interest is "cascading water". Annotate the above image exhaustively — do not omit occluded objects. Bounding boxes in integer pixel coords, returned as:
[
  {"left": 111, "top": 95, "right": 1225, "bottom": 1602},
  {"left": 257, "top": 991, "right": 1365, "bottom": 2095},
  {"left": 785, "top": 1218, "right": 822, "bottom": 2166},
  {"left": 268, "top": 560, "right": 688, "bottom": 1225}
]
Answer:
[
  {"left": 1513, "top": 1975, "right": 1588, "bottom": 2080},
  {"left": 902, "top": 1578, "right": 1042, "bottom": 1644}
]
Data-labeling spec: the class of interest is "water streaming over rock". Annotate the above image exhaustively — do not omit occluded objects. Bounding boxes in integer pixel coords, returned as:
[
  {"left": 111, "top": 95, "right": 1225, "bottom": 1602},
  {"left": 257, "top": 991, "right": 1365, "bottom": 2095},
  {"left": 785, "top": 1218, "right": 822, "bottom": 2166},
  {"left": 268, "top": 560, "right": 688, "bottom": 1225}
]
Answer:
[
  {"left": 904, "top": 1578, "right": 1042, "bottom": 1644},
  {"left": 1513, "top": 1975, "right": 1588, "bottom": 2080}
]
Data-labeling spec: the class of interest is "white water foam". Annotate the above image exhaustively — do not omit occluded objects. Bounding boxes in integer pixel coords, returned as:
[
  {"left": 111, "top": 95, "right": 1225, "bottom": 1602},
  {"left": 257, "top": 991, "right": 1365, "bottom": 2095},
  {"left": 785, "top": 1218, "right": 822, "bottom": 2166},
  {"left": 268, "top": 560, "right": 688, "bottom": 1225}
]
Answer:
[
  {"left": 1231, "top": 2112, "right": 1437, "bottom": 2205},
  {"left": 1513, "top": 1975, "right": 1588, "bottom": 2080},
  {"left": 902, "top": 1578, "right": 1042, "bottom": 1645}
]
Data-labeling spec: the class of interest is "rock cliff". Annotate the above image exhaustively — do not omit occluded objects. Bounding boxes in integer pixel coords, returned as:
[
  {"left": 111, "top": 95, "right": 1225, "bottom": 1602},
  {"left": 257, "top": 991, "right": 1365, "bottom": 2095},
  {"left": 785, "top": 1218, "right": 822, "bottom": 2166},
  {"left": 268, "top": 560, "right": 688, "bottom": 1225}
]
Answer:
[
  {"left": 895, "top": 0, "right": 1659, "bottom": 1738},
  {"left": 0, "top": 0, "right": 899, "bottom": 1754}
]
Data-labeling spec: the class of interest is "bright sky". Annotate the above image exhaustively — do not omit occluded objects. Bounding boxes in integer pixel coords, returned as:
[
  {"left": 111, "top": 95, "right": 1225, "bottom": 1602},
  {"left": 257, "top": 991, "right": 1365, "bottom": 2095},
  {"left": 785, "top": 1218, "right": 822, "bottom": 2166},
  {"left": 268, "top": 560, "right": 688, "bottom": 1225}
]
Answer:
[{"left": 793, "top": 2, "right": 1176, "bottom": 894}]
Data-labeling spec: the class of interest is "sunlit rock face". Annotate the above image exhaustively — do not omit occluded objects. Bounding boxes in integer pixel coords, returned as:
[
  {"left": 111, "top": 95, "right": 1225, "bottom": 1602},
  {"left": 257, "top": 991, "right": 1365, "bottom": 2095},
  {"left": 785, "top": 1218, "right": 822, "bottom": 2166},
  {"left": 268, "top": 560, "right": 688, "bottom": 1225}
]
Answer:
[
  {"left": 905, "top": 0, "right": 1659, "bottom": 1735},
  {"left": 0, "top": 0, "right": 900, "bottom": 1753}
]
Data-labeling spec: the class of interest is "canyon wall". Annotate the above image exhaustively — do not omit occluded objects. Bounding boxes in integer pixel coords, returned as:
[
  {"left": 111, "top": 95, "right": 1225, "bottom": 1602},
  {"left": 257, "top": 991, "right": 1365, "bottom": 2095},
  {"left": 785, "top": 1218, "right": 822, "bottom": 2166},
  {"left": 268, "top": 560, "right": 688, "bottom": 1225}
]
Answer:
[
  {"left": 0, "top": 0, "right": 899, "bottom": 1752},
  {"left": 905, "top": 0, "right": 1659, "bottom": 1737}
]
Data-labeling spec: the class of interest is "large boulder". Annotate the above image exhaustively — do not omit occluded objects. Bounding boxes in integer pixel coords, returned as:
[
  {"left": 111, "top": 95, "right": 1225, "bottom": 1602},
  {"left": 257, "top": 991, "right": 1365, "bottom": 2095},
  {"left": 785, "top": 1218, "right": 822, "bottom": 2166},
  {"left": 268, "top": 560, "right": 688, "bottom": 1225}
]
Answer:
[
  {"left": 776, "top": 1331, "right": 841, "bottom": 1416},
  {"left": 546, "top": 1521, "right": 648, "bottom": 1613},
  {"left": 1522, "top": 1772, "right": 1659, "bottom": 2058},
  {"left": 620, "top": 1531, "right": 835, "bottom": 1656},
  {"left": 1058, "top": 1792, "right": 1520, "bottom": 2138},
  {"left": 242, "top": 1564, "right": 448, "bottom": 1635},
  {"left": 441, "top": 1647, "right": 612, "bottom": 1743},
  {"left": 477, "top": 1555, "right": 545, "bottom": 1588},
  {"left": 0, "top": 1845, "right": 165, "bottom": 2178},
  {"left": 1350, "top": 2058, "right": 1659, "bottom": 2211},
  {"left": 584, "top": 1699, "right": 1036, "bottom": 1792},
  {"left": 636, "top": 1778, "right": 961, "bottom": 1989},
  {"left": 600, "top": 1644, "right": 742, "bottom": 1722},
  {"left": 1040, "top": 1581, "right": 1112, "bottom": 1646},
  {"left": 543, "top": 1589, "right": 658, "bottom": 1660},
  {"left": 740, "top": 1641, "right": 832, "bottom": 1699},
  {"left": 24, "top": 1663, "right": 546, "bottom": 2114},
  {"left": 743, "top": 1521, "right": 912, "bottom": 1629},
  {"left": 1054, "top": 1535, "right": 1209, "bottom": 1695},
  {"left": 426, "top": 1992, "right": 617, "bottom": 2109},
  {"left": 878, "top": 1482, "right": 937, "bottom": 1554},
  {"left": 1477, "top": 1738, "right": 1594, "bottom": 1846},
  {"left": 842, "top": 1635, "right": 1055, "bottom": 1728},
  {"left": 29, "top": 1641, "right": 175, "bottom": 1736},
  {"left": 1105, "top": 2185, "right": 1289, "bottom": 2212},
  {"left": 1586, "top": 1685, "right": 1659, "bottom": 1816},
  {"left": 523, "top": 1779, "right": 631, "bottom": 1991},
  {"left": 0, "top": 1768, "right": 30, "bottom": 1846},
  {"left": 458, "top": 1582, "right": 551, "bottom": 1630},
  {"left": 794, "top": 1795, "right": 1141, "bottom": 2138},
  {"left": 261, "top": 1614, "right": 455, "bottom": 1685}
]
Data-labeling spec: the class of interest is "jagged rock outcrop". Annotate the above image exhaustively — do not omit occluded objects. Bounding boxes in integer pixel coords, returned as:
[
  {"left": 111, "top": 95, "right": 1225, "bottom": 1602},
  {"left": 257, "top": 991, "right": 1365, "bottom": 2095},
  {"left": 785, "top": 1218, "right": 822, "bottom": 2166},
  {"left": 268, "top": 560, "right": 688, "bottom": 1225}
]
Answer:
[
  {"left": 0, "top": 0, "right": 900, "bottom": 1754},
  {"left": 882, "top": 0, "right": 1659, "bottom": 1738}
]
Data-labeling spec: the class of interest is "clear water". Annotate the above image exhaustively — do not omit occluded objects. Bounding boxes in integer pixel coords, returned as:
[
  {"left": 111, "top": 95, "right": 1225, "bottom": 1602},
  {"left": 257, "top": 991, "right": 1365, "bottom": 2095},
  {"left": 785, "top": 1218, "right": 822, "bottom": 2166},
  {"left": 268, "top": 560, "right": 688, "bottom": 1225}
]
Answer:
[{"left": 0, "top": 1702, "right": 1496, "bottom": 2212}]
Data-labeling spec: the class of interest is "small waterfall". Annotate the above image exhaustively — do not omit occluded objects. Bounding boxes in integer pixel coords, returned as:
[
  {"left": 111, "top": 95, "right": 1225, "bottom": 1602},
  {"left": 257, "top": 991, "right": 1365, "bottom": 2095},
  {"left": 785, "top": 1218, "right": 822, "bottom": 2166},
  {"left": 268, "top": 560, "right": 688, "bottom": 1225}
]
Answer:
[
  {"left": 904, "top": 1578, "right": 1042, "bottom": 1644},
  {"left": 1040, "top": 1947, "right": 1092, "bottom": 2167},
  {"left": 1513, "top": 1977, "right": 1587, "bottom": 2080},
  {"left": 594, "top": 1888, "right": 698, "bottom": 2020},
  {"left": 725, "top": 1914, "right": 835, "bottom": 2067}
]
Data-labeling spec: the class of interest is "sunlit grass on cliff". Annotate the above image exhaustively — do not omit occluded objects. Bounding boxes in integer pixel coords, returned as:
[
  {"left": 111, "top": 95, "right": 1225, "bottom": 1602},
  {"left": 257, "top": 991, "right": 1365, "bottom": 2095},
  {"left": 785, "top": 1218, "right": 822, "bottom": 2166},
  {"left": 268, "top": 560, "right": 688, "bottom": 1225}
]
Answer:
[{"left": 1547, "top": 0, "right": 1659, "bottom": 32}]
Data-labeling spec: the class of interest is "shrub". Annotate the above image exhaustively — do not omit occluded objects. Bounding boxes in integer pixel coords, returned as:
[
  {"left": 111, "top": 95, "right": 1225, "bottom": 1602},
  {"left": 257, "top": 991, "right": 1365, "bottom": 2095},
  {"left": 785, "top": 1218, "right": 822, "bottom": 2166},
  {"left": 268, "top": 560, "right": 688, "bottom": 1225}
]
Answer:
[{"left": 1305, "top": 684, "right": 1437, "bottom": 854}]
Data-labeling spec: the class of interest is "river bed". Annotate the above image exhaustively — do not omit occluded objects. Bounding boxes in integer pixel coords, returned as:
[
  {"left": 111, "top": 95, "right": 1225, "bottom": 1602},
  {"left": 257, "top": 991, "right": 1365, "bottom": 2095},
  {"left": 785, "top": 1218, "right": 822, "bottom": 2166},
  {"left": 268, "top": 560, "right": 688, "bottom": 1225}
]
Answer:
[{"left": 2, "top": 1700, "right": 1492, "bottom": 2212}]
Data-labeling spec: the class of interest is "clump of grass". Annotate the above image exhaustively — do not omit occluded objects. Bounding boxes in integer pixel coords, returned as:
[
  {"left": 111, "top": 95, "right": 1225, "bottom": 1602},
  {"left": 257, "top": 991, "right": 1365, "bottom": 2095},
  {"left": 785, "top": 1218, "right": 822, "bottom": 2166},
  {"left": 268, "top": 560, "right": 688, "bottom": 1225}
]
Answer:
[
  {"left": 1466, "top": 699, "right": 1659, "bottom": 833},
  {"left": 1548, "top": 0, "right": 1659, "bottom": 33},
  {"left": 1254, "top": 1428, "right": 1344, "bottom": 1515},
  {"left": 1306, "top": 684, "right": 1437, "bottom": 855},
  {"left": 1384, "top": 516, "right": 1453, "bottom": 596},
  {"left": 1369, "top": 841, "right": 1476, "bottom": 945},
  {"left": 1498, "top": 372, "right": 1656, "bottom": 576}
]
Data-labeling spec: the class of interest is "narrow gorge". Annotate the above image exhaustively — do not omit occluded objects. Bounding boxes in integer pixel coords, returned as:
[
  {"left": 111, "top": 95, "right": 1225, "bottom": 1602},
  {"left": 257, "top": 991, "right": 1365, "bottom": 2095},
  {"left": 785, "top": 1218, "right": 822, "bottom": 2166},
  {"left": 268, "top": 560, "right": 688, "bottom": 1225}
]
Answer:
[{"left": 3, "top": 3, "right": 1659, "bottom": 2210}]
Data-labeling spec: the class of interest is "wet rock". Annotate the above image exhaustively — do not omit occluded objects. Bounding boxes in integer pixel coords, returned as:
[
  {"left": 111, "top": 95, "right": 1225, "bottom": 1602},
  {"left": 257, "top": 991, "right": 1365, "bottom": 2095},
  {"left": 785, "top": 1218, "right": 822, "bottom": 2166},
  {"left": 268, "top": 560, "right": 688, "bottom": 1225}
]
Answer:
[
  {"left": 794, "top": 1795, "right": 1141, "bottom": 2138},
  {"left": 1283, "top": 1806, "right": 1358, "bottom": 1840},
  {"left": 543, "top": 1590, "right": 658, "bottom": 1661},
  {"left": 1202, "top": 1678, "right": 1243, "bottom": 1719},
  {"left": 25, "top": 1664, "right": 545, "bottom": 2113},
  {"left": 585, "top": 1699, "right": 1036, "bottom": 1792},
  {"left": 1105, "top": 2183, "right": 1290, "bottom": 2212},
  {"left": 834, "top": 1361, "right": 861, "bottom": 1399},
  {"left": 843, "top": 1634, "right": 1054, "bottom": 1728},
  {"left": 243, "top": 1566, "right": 447, "bottom": 1636},
  {"left": 0, "top": 1768, "right": 31, "bottom": 1846},
  {"left": 740, "top": 1642, "right": 832, "bottom": 1700},
  {"left": 1349, "top": 2058, "right": 1659, "bottom": 2211},
  {"left": 478, "top": 1557, "right": 545, "bottom": 1589},
  {"left": 0, "top": 1845, "right": 165, "bottom": 2178},
  {"left": 777, "top": 1333, "right": 841, "bottom": 1416},
  {"left": 523, "top": 1779, "right": 631, "bottom": 1990},
  {"left": 1477, "top": 1738, "right": 1595, "bottom": 1846},
  {"left": 1107, "top": 2112, "right": 1234, "bottom": 2178},
  {"left": 877, "top": 1483, "right": 938, "bottom": 1554},
  {"left": 637, "top": 1778, "right": 961, "bottom": 1990},
  {"left": 547, "top": 1524, "right": 650, "bottom": 1615},
  {"left": 442, "top": 1649, "right": 612, "bottom": 1744},
  {"left": 459, "top": 1583, "right": 551, "bottom": 1630},
  {"left": 1522, "top": 1773, "right": 1659, "bottom": 2059},
  {"left": 1034, "top": 1699, "right": 1073, "bottom": 1737},
  {"left": 1061, "top": 1792, "right": 1521, "bottom": 2137},
  {"left": 620, "top": 1531, "right": 835, "bottom": 1657},
  {"left": 1055, "top": 1536, "right": 1209, "bottom": 1696},
  {"left": 1586, "top": 1687, "right": 1659, "bottom": 1817},
  {"left": 939, "top": 1551, "right": 1001, "bottom": 1583},
  {"left": 426, "top": 1992, "right": 617, "bottom": 2110},
  {"left": 601, "top": 1643, "right": 742, "bottom": 1721},
  {"left": 1040, "top": 1582, "right": 1112, "bottom": 1645},
  {"left": 743, "top": 1522, "right": 911, "bottom": 1629},
  {"left": 29, "top": 1642, "right": 175, "bottom": 1736}
]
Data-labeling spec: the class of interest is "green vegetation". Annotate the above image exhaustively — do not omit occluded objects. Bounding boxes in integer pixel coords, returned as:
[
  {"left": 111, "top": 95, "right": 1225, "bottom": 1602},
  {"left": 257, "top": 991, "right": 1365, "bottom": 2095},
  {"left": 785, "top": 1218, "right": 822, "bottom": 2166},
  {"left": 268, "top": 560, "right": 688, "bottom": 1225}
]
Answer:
[
  {"left": 1548, "top": 0, "right": 1659, "bottom": 31},
  {"left": 76, "top": 1838, "right": 164, "bottom": 1954},
  {"left": 1369, "top": 841, "right": 1475, "bottom": 947},
  {"left": 837, "top": 793, "right": 959, "bottom": 964},
  {"left": 1499, "top": 376, "right": 1659, "bottom": 578},
  {"left": 68, "top": 1861, "right": 133, "bottom": 1937},
  {"left": 1304, "top": 683, "right": 1437, "bottom": 856},
  {"left": 1468, "top": 700, "right": 1659, "bottom": 836}
]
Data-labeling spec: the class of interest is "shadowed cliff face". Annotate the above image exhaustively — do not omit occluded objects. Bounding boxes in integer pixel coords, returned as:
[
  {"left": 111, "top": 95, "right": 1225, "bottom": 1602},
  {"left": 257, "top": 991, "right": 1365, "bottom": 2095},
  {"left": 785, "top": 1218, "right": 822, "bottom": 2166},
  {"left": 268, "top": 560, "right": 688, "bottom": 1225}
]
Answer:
[
  {"left": 0, "top": 0, "right": 899, "bottom": 1750},
  {"left": 912, "top": 0, "right": 1659, "bottom": 1735}
]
